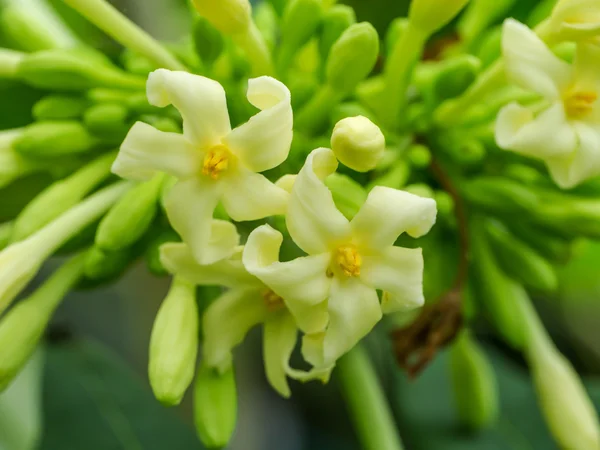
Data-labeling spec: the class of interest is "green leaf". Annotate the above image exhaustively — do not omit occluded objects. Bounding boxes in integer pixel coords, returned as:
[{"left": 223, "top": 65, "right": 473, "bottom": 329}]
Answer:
[
  {"left": 39, "top": 339, "right": 203, "bottom": 450},
  {"left": 392, "top": 343, "right": 600, "bottom": 449}
]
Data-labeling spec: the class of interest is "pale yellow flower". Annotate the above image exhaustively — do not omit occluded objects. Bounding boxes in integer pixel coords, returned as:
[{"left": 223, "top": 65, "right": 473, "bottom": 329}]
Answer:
[
  {"left": 550, "top": 0, "right": 600, "bottom": 42},
  {"left": 113, "top": 69, "right": 293, "bottom": 264}
]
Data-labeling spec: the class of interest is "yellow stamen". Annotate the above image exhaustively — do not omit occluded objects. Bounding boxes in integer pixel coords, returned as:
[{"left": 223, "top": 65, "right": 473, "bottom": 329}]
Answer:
[
  {"left": 202, "top": 144, "right": 230, "bottom": 180},
  {"left": 336, "top": 245, "right": 362, "bottom": 277},
  {"left": 262, "top": 289, "right": 285, "bottom": 312},
  {"left": 564, "top": 91, "right": 597, "bottom": 118}
]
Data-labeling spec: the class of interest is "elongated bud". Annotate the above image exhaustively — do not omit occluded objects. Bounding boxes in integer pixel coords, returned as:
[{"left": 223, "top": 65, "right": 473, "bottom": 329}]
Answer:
[
  {"left": 194, "top": 364, "right": 237, "bottom": 448},
  {"left": 0, "top": 222, "right": 12, "bottom": 251},
  {"left": 521, "top": 294, "right": 600, "bottom": 450},
  {"left": 476, "top": 26, "right": 502, "bottom": 67},
  {"left": 279, "top": 0, "right": 323, "bottom": 68},
  {"left": 507, "top": 221, "right": 573, "bottom": 263},
  {"left": 432, "top": 55, "right": 481, "bottom": 101},
  {"left": 95, "top": 174, "right": 164, "bottom": 251},
  {"left": 11, "top": 152, "right": 116, "bottom": 242},
  {"left": 0, "top": 254, "right": 85, "bottom": 391},
  {"left": 0, "top": 129, "right": 38, "bottom": 188},
  {"left": 13, "top": 121, "right": 97, "bottom": 158},
  {"left": 385, "top": 18, "right": 409, "bottom": 58},
  {"left": 409, "top": 0, "right": 471, "bottom": 36},
  {"left": 149, "top": 277, "right": 198, "bottom": 406},
  {"left": 17, "top": 49, "right": 145, "bottom": 91},
  {"left": 407, "top": 144, "right": 432, "bottom": 169},
  {"left": 331, "top": 116, "right": 385, "bottom": 172},
  {"left": 0, "top": 182, "right": 129, "bottom": 314},
  {"left": 449, "top": 330, "right": 498, "bottom": 430},
  {"left": 327, "top": 23, "right": 379, "bottom": 94},
  {"left": 470, "top": 218, "right": 527, "bottom": 350},
  {"left": 192, "top": 0, "right": 252, "bottom": 35},
  {"left": 369, "top": 160, "right": 411, "bottom": 190},
  {"left": 319, "top": 5, "right": 356, "bottom": 63},
  {"left": 254, "top": 2, "right": 278, "bottom": 51},
  {"left": 458, "top": 0, "right": 516, "bottom": 43},
  {"left": 33, "top": 95, "right": 88, "bottom": 121},
  {"left": 485, "top": 219, "right": 557, "bottom": 292},
  {"left": 461, "top": 176, "right": 540, "bottom": 214},
  {"left": 84, "top": 246, "right": 133, "bottom": 282},
  {"left": 83, "top": 103, "right": 130, "bottom": 143},
  {"left": 325, "top": 173, "right": 367, "bottom": 219},
  {"left": 192, "top": 17, "right": 225, "bottom": 67}
]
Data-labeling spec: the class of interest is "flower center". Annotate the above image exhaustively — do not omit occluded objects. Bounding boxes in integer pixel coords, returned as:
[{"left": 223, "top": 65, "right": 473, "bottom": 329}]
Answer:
[
  {"left": 202, "top": 144, "right": 230, "bottom": 180},
  {"left": 335, "top": 245, "right": 362, "bottom": 277},
  {"left": 564, "top": 90, "right": 597, "bottom": 119},
  {"left": 262, "top": 289, "right": 285, "bottom": 312}
]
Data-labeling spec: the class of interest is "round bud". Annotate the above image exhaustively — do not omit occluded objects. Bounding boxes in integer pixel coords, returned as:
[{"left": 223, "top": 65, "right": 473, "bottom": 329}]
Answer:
[
  {"left": 192, "top": 0, "right": 252, "bottom": 35},
  {"left": 331, "top": 116, "right": 385, "bottom": 172}
]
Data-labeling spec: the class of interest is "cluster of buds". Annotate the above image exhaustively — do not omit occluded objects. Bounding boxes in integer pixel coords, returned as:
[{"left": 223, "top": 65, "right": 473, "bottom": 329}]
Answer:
[{"left": 0, "top": 0, "right": 599, "bottom": 449}]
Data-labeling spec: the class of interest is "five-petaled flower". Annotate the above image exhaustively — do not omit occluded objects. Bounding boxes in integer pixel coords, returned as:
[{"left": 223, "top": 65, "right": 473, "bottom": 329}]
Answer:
[
  {"left": 496, "top": 19, "right": 600, "bottom": 188},
  {"left": 243, "top": 148, "right": 437, "bottom": 370},
  {"left": 112, "top": 69, "right": 293, "bottom": 264},
  {"left": 160, "top": 243, "right": 330, "bottom": 397}
]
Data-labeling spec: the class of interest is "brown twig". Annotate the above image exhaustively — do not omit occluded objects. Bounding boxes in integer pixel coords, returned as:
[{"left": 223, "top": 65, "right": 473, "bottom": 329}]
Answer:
[{"left": 391, "top": 157, "right": 469, "bottom": 378}]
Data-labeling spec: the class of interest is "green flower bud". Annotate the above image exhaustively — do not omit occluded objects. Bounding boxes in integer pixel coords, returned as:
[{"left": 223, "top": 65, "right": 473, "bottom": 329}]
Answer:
[
  {"left": 288, "top": 75, "right": 319, "bottom": 110},
  {"left": 450, "top": 331, "right": 498, "bottom": 430},
  {"left": 83, "top": 246, "right": 132, "bottom": 282},
  {"left": 83, "top": 103, "right": 130, "bottom": 143},
  {"left": 458, "top": 0, "right": 516, "bottom": 43},
  {"left": 356, "top": 75, "right": 386, "bottom": 117},
  {"left": 268, "top": 0, "right": 288, "bottom": 16},
  {"left": 319, "top": 5, "right": 356, "bottom": 63},
  {"left": 385, "top": 18, "right": 409, "bottom": 59},
  {"left": 194, "top": 364, "right": 237, "bottom": 448},
  {"left": 331, "top": 116, "right": 385, "bottom": 172},
  {"left": 254, "top": 2, "right": 278, "bottom": 51},
  {"left": 485, "top": 219, "right": 558, "bottom": 292},
  {"left": 279, "top": 0, "right": 323, "bottom": 69},
  {"left": 0, "top": 48, "right": 24, "bottom": 78},
  {"left": 433, "top": 55, "right": 481, "bottom": 101},
  {"left": 404, "top": 183, "right": 435, "bottom": 199},
  {"left": 434, "top": 190, "right": 455, "bottom": 219},
  {"left": 191, "top": 0, "right": 252, "bottom": 35},
  {"left": 0, "top": 129, "right": 39, "bottom": 189},
  {"left": 475, "top": 26, "right": 502, "bottom": 67},
  {"left": 145, "top": 229, "right": 180, "bottom": 276},
  {"left": 10, "top": 152, "right": 116, "bottom": 242},
  {"left": 120, "top": 49, "right": 157, "bottom": 76},
  {"left": 407, "top": 144, "right": 432, "bottom": 169},
  {"left": 0, "top": 254, "right": 85, "bottom": 391},
  {"left": 326, "top": 23, "right": 380, "bottom": 94},
  {"left": 0, "top": 222, "right": 12, "bottom": 251},
  {"left": 408, "top": 0, "right": 470, "bottom": 36},
  {"left": 461, "top": 176, "right": 540, "bottom": 214},
  {"left": 149, "top": 277, "right": 199, "bottom": 406},
  {"left": 527, "top": 0, "right": 560, "bottom": 28},
  {"left": 330, "top": 102, "right": 377, "bottom": 125},
  {"left": 470, "top": 219, "right": 527, "bottom": 350},
  {"left": 13, "top": 121, "right": 98, "bottom": 159},
  {"left": 17, "top": 49, "right": 145, "bottom": 91},
  {"left": 506, "top": 221, "right": 573, "bottom": 263},
  {"left": 325, "top": 173, "right": 367, "bottom": 219},
  {"left": 531, "top": 192, "right": 600, "bottom": 239},
  {"left": 369, "top": 160, "right": 411, "bottom": 190},
  {"left": 445, "top": 138, "right": 487, "bottom": 166},
  {"left": 193, "top": 17, "right": 225, "bottom": 67},
  {"left": 33, "top": 95, "right": 88, "bottom": 121},
  {"left": 95, "top": 174, "right": 165, "bottom": 252}
]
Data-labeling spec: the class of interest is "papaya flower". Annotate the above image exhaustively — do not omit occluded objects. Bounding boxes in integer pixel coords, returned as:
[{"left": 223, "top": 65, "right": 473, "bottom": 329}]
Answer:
[
  {"left": 243, "top": 147, "right": 437, "bottom": 370},
  {"left": 496, "top": 19, "right": 600, "bottom": 188},
  {"left": 112, "top": 69, "right": 293, "bottom": 265}
]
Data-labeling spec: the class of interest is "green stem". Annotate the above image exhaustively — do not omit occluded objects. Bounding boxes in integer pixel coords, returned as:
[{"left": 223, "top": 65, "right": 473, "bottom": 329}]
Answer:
[
  {"left": 380, "top": 23, "right": 428, "bottom": 129},
  {"left": 0, "top": 49, "right": 24, "bottom": 78},
  {"left": 61, "top": 0, "right": 186, "bottom": 71},
  {"left": 295, "top": 84, "right": 342, "bottom": 135},
  {"left": 232, "top": 22, "right": 274, "bottom": 77},
  {"left": 337, "top": 345, "right": 404, "bottom": 450}
]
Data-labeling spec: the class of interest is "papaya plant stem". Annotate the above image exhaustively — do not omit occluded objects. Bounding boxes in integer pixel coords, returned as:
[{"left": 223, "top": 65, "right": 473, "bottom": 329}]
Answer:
[
  {"left": 337, "top": 345, "right": 405, "bottom": 450},
  {"left": 60, "top": 0, "right": 187, "bottom": 71}
]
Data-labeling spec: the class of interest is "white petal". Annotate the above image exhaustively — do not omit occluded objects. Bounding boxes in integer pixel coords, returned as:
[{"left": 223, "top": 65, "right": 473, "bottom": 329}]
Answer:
[
  {"left": 221, "top": 169, "right": 289, "bottom": 221},
  {"left": 502, "top": 19, "right": 571, "bottom": 100},
  {"left": 351, "top": 186, "right": 437, "bottom": 250},
  {"left": 223, "top": 76, "right": 293, "bottom": 173},
  {"left": 262, "top": 313, "right": 298, "bottom": 398},
  {"left": 147, "top": 69, "right": 231, "bottom": 147},
  {"left": 164, "top": 179, "right": 239, "bottom": 265},
  {"left": 495, "top": 102, "right": 578, "bottom": 158},
  {"left": 203, "top": 287, "right": 268, "bottom": 372},
  {"left": 551, "top": 0, "right": 600, "bottom": 40},
  {"left": 302, "top": 277, "right": 382, "bottom": 368},
  {"left": 243, "top": 224, "right": 331, "bottom": 333},
  {"left": 287, "top": 148, "right": 351, "bottom": 255},
  {"left": 112, "top": 122, "right": 199, "bottom": 181},
  {"left": 160, "top": 243, "right": 258, "bottom": 288},
  {"left": 547, "top": 122, "right": 600, "bottom": 188},
  {"left": 361, "top": 246, "right": 425, "bottom": 313}
]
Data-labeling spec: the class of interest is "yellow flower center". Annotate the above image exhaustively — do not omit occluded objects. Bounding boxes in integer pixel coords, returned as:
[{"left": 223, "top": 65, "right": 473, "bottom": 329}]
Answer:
[
  {"left": 335, "top": 245, "right": 362, "bottom": 277},
  {"left": 262, "top": 289, "right": 285, "bottom": 312},
  {"left": 564, "top": 90, "right": 598, "bottom": 119},
  {"left": 202, "top": 144, "right": 230, "bottom": 180}
]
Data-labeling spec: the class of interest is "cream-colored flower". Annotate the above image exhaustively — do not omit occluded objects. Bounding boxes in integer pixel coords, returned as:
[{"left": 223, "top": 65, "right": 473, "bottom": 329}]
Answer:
[
  {"left": 160, "top": 244, "right": 330, "bottom": 398},
  {"left": 243, "top": 148, "right": 437, "bottom": 369},
  {"left": 496, "top": 19, "right": 600, "bottom": 188},
  {"left": 113, "top": 69, "right": 293, "bottom": 265},
  {"left": 550, "top": 0, "right": 600, "bottom": 42}
]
